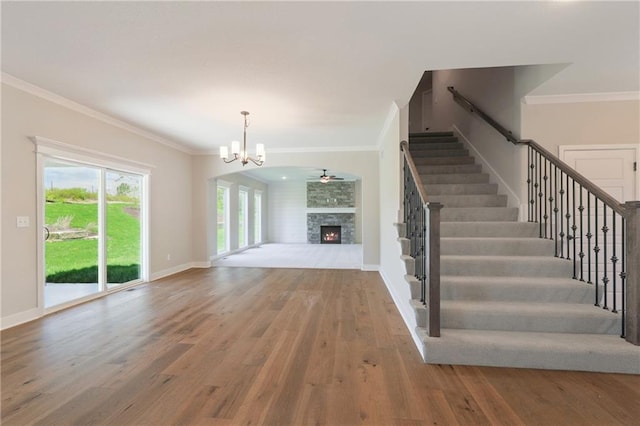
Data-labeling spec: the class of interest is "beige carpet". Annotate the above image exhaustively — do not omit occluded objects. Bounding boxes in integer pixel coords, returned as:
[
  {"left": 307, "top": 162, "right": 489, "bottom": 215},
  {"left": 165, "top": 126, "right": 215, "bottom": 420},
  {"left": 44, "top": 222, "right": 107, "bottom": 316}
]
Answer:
[{"left": 212, "top": 243, "right": 362, "bottom": 269}]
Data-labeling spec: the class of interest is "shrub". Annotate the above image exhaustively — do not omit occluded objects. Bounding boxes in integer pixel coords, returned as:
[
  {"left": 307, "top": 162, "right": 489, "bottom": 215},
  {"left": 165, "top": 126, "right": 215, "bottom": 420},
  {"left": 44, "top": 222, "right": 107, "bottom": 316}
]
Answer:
[{"left": 46, "top": 187, "right": 97, "bottom": 202}]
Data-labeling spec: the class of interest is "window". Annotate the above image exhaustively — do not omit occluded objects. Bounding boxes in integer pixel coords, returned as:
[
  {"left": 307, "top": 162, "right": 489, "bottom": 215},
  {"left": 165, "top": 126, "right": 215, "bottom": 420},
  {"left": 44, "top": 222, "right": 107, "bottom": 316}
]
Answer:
[
  {"left": 254, "top": 191, "right": 262, "bottom": 244},
  {"left": 217, "top": 184, "right": 230, "bottom": 253},
  {"left": 238, "top": 189, "right": 249, "bottom": 247}
]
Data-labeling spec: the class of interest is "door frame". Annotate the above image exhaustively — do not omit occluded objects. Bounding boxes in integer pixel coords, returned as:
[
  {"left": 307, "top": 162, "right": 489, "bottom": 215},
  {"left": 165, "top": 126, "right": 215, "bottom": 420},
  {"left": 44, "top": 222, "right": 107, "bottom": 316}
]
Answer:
[
  {"left": 33, "top": 136, "right": 151, "bottom": 314},
  {"left": 559, "top": 143, "right": 640, "bottom": 200}
]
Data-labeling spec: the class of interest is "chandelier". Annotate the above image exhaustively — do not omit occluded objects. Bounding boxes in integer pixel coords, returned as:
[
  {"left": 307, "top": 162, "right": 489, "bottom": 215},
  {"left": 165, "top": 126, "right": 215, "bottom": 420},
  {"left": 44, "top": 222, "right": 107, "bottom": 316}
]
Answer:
[{"left": 219, "top": 111, "right": 265, "bottom": 166}]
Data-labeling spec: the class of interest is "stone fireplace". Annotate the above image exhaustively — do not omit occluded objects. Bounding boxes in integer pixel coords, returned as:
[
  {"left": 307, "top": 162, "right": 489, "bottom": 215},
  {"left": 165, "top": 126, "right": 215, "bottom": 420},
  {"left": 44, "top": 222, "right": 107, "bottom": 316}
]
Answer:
[
  {"left": 307, "top": 213, "right": 355, "bottom": 244},
  {"left": 306, "top": 181, "right": 356, "bottom": 244}
]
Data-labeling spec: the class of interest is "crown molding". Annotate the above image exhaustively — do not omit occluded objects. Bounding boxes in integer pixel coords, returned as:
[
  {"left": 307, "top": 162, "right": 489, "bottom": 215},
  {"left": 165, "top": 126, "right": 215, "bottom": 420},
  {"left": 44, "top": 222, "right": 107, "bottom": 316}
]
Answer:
[
  {"left": 523, "top": 91, "right": 640, "bottom": 105},
  {"left": 1, "top": 72, "right": 194, "bottom": 155},
  {"left": 193, "top": 145, "right": 379, "bottom": 156}
]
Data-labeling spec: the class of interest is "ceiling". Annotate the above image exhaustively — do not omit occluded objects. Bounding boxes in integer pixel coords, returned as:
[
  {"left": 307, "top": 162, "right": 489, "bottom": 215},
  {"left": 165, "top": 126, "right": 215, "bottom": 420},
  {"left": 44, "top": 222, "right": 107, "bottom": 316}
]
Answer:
[{"left": 2, "top": 1, "right": 638, "bottom": 155}]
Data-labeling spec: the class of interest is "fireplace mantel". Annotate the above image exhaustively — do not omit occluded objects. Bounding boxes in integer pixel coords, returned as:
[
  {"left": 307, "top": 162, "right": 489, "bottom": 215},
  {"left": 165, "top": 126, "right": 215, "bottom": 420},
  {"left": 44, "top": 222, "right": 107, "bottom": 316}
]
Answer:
[{"left": 306, "top": 207, "right": 356, "bottom": 214}]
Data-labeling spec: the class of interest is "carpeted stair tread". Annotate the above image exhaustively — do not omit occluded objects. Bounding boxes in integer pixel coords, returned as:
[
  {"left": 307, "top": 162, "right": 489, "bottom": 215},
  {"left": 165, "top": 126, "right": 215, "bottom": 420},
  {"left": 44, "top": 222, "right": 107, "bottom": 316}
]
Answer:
[
  {"left": 410, "top": 148, "right": 469, "bottom": 158},
  {"left": 441, "top": 222, "right": 539, "bottom": 237},
  {"left": 421, "top": 173, "right": 490, "bottom": 184},
  {"left": 417, "top": 164, "right": 482, "bottom": 174},
  {"left": 441, "top": 255, "right": 573, "bottom": 277},
  {"left": 426, "top": 183, "right": 498, "bottom": 195},
  {"left": 441, "top": 207, "right": 519, "bottom": 222},
  {"left": 430, "top": 194, "right": 508, "bottom": 208},
  {"left": 413, "top": 156, "right": 475, "bottom": 166},
  {"left": 441, "top": 275, "right": 593, "bottom": 303},
  {"left": 440, "top": 300, "right": 620, "bottom": 334},
  {"left": 410, "top": 142, "right": 465, "bottom": 151},
  {"left": 417, "top": 328, "right": 640, "bottom": 373},
  {"left": 441, "top": 237, "right": 553, "bottom": 255}
]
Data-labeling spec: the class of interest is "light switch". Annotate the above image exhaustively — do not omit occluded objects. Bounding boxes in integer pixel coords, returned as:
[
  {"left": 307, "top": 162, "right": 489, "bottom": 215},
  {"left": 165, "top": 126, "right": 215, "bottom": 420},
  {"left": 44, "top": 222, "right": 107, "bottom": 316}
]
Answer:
[{"left": 17, "top": 216, "right": 30, "bottom": 228}]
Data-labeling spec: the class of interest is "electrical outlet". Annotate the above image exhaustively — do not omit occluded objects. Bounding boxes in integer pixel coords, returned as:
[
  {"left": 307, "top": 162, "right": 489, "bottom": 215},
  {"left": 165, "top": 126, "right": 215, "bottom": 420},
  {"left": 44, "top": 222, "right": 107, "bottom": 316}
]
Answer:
[{"left": 17, "top": 216, "right": 29, "bottom": 228}]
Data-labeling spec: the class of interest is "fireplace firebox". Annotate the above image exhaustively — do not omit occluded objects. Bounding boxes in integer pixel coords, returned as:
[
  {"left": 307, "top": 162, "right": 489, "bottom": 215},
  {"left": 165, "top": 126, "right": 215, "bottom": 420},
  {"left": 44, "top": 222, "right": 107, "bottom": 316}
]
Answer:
[{"left": 320, "top": 225, "right": 341, "bottom": 244}]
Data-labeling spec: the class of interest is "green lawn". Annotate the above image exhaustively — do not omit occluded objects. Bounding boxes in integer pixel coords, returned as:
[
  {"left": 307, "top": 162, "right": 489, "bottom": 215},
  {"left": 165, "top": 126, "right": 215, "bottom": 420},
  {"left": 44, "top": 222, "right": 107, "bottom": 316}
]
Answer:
[{"left": 45, "top": 202, "right": 140, "bottom": 283}]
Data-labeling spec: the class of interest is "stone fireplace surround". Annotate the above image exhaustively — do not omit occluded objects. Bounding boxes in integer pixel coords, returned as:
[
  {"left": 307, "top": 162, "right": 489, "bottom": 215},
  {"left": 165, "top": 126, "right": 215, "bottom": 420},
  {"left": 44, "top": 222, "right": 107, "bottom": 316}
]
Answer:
[
  {"left": 306, "top": 181, "right": 356, "bottom": 244},
  {"left": 307, "top": 213, "right": 355, "bottom": 244}
]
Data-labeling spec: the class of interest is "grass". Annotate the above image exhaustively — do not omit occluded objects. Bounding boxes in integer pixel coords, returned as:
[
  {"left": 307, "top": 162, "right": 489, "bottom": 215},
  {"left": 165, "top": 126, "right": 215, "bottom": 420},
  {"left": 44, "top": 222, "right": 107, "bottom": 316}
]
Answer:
[{"left": 45, "top": 202, "right": 140, "bottom": 283}]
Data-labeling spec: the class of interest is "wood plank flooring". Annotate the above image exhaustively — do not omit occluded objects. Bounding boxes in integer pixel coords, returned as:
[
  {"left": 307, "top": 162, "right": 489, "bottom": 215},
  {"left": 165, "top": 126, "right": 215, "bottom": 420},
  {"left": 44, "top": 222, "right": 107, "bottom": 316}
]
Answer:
[{"left": 2, "top": 267, "right": 639, "bottom": 425}]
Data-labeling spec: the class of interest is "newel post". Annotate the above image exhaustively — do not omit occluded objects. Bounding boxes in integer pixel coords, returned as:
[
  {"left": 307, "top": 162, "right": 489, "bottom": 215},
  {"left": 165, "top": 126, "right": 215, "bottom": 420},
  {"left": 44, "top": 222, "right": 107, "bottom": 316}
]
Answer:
[
  {"left": 624, "top": 201, "right": 640, "bottom": 345},
  {"left": 426, "top": 202, "right": 443, "bottom": 337}
]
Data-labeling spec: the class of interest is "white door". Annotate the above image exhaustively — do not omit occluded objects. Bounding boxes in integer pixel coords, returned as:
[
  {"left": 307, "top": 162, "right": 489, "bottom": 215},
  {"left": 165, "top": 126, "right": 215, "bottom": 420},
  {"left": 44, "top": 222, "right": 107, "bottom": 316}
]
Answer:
[{"left": 560, "top": 145, "right": 638, "bottom": 202}]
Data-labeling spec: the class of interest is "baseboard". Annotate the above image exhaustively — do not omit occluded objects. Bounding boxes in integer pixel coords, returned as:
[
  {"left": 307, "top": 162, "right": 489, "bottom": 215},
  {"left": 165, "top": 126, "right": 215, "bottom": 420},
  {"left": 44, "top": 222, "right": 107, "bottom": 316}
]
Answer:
[
  {"left": 151, "top": 261, "right": 209, "bottom": 281},
  {"left": 1, "top": 307, "right": 41, "bottom": 330},
  {"left": 361, "top": 264, "right": 380, "bottom": 272},
  {"left": 452, "top": 125, "right": 521, "bottom": 210},
  {"left": 378, "top": 269, "right": 425, "bottom": 361}
]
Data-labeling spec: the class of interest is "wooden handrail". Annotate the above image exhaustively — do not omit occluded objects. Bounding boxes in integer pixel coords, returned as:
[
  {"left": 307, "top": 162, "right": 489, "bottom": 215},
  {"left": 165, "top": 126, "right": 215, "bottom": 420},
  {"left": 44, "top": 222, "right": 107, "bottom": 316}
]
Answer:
[
  {"left": 400, "top": 140, "right": 429, "bottom": 204},
  {"left": 525, "top": 140, "right": 626, "bottom": 216},
  {"left": 448, "top": 86, "right": 627, "bottom": 217}
]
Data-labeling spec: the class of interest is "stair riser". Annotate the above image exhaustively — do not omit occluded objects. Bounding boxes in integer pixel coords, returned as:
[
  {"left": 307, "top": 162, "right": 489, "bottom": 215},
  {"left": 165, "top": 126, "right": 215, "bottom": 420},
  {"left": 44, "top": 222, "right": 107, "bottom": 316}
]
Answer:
[
  {"left": 441, "top": 257, "right": 573, "bottom": 277},
  {"left": 441, "top": 280, "right": 593, "bottom": 304},
  {"left": 441, "top": 222, "right": 539, "bottom": 238},
  {"left": 441, "top": 238, "right": 553, "bottom": 256},
  {"left": 419, "top": 331, "right": 639, "bottom": 374},
  {"left": 417, "top": 164, "right": 482, "bottom": 175},
  {"left": 425, "top": 183, "right": 498, "bottom": 195},
  {"left": 431, "top": 195, "right": 507, "bottom": 208},
  {"left": 409, "top": 134, "right": 456, "bottom": 142},
  {"left": 402, "top": 255, "right": 415, "bottom": 276},
  {"left": 410, "top": 149, "right": 469, "bottom": 158},
  {"left": 440, "top": 309, "right": 620, "bottom": 335},
  {"left": 410, "top": 142, "right": 464, "bottom": 151},
  {"left": 413, "top": 157, "right": 475, "bottom": 166},
  {"left": 421, "top": 173, "right": 490, "bottom": 185},
  {"left": 441, "top": 208, "right": 519, "bottom": 222}
]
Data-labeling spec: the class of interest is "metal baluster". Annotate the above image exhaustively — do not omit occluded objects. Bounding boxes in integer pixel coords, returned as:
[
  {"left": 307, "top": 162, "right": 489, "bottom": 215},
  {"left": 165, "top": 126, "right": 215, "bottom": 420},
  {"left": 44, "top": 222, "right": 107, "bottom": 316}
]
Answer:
[
  {"left": 594, "top": 199, "right": 600, "bottom": 306},
  {"left": 620, "top": 217, "right": 626, "bottom": 337},
  {"left": 572, "top": 180, "right": 577, "bottom": 279},
  {"left": 538, "top": 151, "right": 543, "bottom": 237},
  {"left": 611, "top": 213, "right": 618, "bottom": 313},
  {"left": 553, "top": 164, "right": 559, "bottom": 256},
  {"left": 566, "top": 173, "right": 571, "bottom": 261},
  {"left": 578, "top": 185, "right": 584, "bottom": 281},
  {"left": 559, "top": 171, "right": 565, "bottom": 259},
  {"left": 602, "top": 205, "right": 609, "bottom": 310},
  {"left": 543, "top": 158, "right": 549, "bottom": 239},
  {"left": 586, "top": 193, "right": 592, "bottom": 284},
  {"left": 527, "top": 146, "right": 532, "bottom": 222}
]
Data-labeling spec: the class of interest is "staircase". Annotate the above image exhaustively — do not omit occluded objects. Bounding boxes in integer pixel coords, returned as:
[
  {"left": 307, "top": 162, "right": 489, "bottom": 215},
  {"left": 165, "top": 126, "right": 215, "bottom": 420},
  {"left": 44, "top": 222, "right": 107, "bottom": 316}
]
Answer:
[{"left": 398, "top": 132, "right": 640, "bottom": 374}]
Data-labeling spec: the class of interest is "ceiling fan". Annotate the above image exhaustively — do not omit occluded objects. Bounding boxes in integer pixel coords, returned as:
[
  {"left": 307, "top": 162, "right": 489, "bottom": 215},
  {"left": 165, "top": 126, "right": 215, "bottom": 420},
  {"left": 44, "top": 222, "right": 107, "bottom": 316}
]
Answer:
[{"left": 311, "top": 169, "right": 344, "bottom": 184}]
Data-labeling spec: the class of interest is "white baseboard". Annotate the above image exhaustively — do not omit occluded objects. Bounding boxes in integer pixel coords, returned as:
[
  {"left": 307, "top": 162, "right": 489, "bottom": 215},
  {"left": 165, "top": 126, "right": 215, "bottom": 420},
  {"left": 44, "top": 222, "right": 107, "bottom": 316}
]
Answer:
[
  {"left": 1, "top": 307, "right": 41, "bottom": 330},
  {"left": 361, "top": 264, "right": 380, "bottom": 272},
  {"left": 150, "top": 261, "right": 209, "bottom": 281},
  {"left": 452, "top": 125, "right": 521, "bottom": 210},
  {"left": 378, "top": 269, "right": 425, "bottom": 361}
]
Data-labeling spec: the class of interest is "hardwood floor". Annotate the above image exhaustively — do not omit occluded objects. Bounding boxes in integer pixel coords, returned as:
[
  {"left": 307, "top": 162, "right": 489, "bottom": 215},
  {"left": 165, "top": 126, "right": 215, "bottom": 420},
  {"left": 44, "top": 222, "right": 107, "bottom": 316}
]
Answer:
[{"left": 2, "top": 267, "right": 639, "bottom": 425}]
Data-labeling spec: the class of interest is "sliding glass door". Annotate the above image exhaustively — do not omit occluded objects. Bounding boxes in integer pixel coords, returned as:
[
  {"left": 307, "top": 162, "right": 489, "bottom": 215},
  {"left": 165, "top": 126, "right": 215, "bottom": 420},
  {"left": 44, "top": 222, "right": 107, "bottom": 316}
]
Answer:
[
  {"left": 44, "top": 159, "right": 101, "bottom": 306},
  {"left": 106, "top": 170, "right": 142, "bottom": 289},
  {"left": 42, "top": 157, "right": 145, "bottom": 307}
]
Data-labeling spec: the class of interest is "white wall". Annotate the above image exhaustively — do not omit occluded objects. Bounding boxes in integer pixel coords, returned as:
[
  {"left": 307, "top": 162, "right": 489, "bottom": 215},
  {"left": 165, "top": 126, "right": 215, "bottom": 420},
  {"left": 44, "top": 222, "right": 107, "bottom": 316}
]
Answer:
[
  {"left": 377, "top": 102, "right": 424, "bottom": 356},
  {"left": 267, "top": 180, "right": 307, "bottom": 243},
  {"left": 521, "top": 99, "right": 640, "bottom": 154},
  {"left": 1, "top": 82, "right": 193, "bottom": 326}
]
